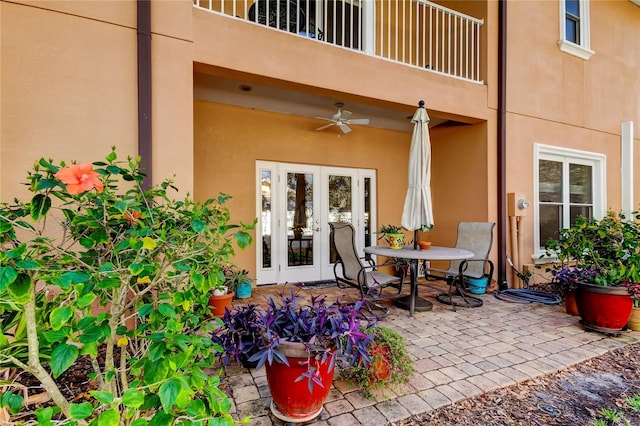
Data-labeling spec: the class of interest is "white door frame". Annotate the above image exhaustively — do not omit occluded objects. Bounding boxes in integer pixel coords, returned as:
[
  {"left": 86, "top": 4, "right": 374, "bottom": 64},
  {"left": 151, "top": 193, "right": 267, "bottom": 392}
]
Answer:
[{"left": 255, "top": 161, "right": 376, "bottom": 285}]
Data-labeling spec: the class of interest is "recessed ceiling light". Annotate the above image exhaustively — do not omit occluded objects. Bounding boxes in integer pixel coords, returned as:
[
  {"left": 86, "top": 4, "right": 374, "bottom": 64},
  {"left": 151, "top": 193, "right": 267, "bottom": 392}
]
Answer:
[{"left": 238, "top": 84, "right": 253, "bottom": 92}]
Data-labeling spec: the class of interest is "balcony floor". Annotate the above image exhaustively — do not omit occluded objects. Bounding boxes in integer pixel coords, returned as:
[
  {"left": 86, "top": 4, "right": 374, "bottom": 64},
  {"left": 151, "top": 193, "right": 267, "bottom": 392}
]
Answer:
[{"left": 215, "top": 279, "right": 640, "bottom": 425}]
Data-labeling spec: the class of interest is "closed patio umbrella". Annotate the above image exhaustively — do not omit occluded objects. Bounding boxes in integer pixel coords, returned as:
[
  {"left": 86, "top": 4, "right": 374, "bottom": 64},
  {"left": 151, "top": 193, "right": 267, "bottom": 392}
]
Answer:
[
  {"left": 401, "top": 100, "right": 434, "bottom": 243},
  {"left": 399, "top": 100, "right": 435, "bottom": 315}
]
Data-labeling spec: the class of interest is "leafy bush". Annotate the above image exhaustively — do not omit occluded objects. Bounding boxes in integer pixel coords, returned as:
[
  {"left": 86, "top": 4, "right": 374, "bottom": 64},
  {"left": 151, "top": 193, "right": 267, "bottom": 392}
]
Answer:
[
  {"left": 544, "top": 211, "right": 640, "bottom": 286},
  {"left": 0, "top": 148, "right": 254, "bottom": 424}
]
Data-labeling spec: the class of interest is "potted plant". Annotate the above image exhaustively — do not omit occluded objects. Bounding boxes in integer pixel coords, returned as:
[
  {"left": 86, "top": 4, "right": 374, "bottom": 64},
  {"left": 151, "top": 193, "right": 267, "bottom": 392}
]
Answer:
[
  {"left": 625, "top": 280, "right": 640, "bottom": 331},
  {"left": 550, "top": 266, "right": 587, "bottom": 316},
  {"left": 342, "top": 325, "right": 415, "bottom": 398},
  {"left": 378, "top": 224, "right": 405, "bottom": 249},
  {"left": 545, "top": 211, "right": 640, "bottom": 333},
  {"left": 227, "top": 268, "right": 254, "bottom": 299},
  {"left": 417, "top": 224, "right": 434, "bottom": 250},
  {"left": 212, "top": 303, "right": 263, "bottom": 368},
  {"left": 208, "top": 266, "right": 235, "bottom": 318},
  {"left": 213, "top": 291, "right": 372, "bottom": 422}
]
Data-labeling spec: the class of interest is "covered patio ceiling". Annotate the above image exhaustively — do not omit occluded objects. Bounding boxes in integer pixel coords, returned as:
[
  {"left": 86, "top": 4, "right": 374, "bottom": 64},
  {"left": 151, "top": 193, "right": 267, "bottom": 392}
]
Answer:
[{"left": 194, "top": 72, "right": 453, "bottom": 132}]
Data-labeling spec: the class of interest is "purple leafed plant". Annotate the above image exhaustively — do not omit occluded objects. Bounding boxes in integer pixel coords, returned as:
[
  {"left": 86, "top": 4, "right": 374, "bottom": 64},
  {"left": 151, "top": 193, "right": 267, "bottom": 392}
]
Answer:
[
  {"left": 552, "top": 267, "right": 601, "bottom": 293},
  {"left": 213, "top": 290, "right": 373, "bottom": 391}
]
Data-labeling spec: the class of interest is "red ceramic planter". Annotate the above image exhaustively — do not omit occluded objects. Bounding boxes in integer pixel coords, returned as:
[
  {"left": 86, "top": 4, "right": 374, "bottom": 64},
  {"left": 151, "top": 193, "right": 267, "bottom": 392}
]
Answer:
[
  {"left": 564, "top": 291, "right": 579, "bottom": 316},
  {"left": 576, "top": 282, "right": 633, "bottom": 334},
  {"left": 265, "top": 341, "right": 335, "bottom": 422}
]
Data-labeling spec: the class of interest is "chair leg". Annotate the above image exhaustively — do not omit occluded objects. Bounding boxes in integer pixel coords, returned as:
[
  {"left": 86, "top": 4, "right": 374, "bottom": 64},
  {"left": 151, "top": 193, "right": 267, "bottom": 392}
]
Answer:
[
  {"left": 435, "top": 275, "right": 483, "bottom": 310},
  {"left": 363, "top": 300, "right": 390, "bottom": 320}
]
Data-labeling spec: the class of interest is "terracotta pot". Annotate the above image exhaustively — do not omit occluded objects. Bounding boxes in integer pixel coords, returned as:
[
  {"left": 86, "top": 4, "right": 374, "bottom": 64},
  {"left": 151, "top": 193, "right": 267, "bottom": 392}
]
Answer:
[
  {"left": 627, "top": 307, "right": 640, "bottom": 331},
  {"left": 564, "top": 291, "right": 579, "bottom": 316},
  {"left": 265, "top": 340, "right": 335, "bottom": 423},
  {"left": 576, "top": 282, "right": 633, "bottom": 334},
  {"left": 208, "top": 291, "right": 234, "bottom": 318},
  {"left": 417, "top": 240, "right": 432, "bottom": 250}
]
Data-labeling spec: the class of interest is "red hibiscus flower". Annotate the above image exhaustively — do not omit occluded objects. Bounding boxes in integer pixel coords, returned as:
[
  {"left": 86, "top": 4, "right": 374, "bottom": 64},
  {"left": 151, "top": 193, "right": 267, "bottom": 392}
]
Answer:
[{"left": 54, "top": 163, "right": 104, "bottom": 195}]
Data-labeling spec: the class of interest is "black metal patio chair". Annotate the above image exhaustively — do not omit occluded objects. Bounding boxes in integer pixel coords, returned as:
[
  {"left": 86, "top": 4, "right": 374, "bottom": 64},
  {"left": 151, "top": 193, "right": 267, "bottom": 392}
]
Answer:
[
  {"left": 329, "top": 221, "right": 405, "bottom": 318},
  {"left": 425, "top": 221, "right": 495, "bottom": 311}
]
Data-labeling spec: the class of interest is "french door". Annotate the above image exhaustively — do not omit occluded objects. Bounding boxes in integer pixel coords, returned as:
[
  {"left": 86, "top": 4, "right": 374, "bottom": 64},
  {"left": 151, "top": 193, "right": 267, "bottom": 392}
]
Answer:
[{"left": 256, "top": 161, "right": 376, "bottom": 285}]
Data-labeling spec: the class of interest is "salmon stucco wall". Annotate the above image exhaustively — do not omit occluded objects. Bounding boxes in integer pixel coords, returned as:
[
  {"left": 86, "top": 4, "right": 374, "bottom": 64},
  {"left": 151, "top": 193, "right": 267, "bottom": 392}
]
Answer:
[
  {"left": 506, "top": 0, "right": 640, "bottom": 133},
  {"left": 505, "top": 0, "right": 640, "bottom": 268},
  {"left": 1, "top": 0, "right": 195, "bottom": 202},
  {"left": 193, "top": 9, "right": 490, "bottom": 124},
  {"left": 429, "top": 122, "right": 493, "bottom": 270},
  {"left": 1, "top": 2, "right": 138, "bottom": 202},
  {"left": 194, "top": 101, "right": 409, "bottom": 271},
  {"left": 506, "top": 114, "right": 624, "bottom": 260},
  {"left": 194, "top": 101, "right": 492, "bottom": 274}
]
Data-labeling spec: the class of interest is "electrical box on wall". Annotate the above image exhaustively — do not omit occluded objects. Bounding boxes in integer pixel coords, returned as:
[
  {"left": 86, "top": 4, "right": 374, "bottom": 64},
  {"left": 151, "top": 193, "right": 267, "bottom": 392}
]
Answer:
[{"left": 508, "top": 192, "right": 529, "bottom": 217}]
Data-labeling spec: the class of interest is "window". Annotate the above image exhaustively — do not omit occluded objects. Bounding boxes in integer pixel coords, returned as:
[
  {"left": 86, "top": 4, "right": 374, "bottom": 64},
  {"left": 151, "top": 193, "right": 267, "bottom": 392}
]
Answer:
[
  {"left": 565, "top": 0, "right": 580, "bottom": 43},
  {"left": 558, "top": 0, "right": 594, "bottom": 60},
  {"left": 534, "top": 144, "right": 605, "bottom": 256}
]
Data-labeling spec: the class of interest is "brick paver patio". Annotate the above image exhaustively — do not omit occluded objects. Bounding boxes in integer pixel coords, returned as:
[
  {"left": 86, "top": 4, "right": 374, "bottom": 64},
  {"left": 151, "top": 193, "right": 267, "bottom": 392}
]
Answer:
[{"left": 217, "top": 281, "right": 640, "bottom": 425}]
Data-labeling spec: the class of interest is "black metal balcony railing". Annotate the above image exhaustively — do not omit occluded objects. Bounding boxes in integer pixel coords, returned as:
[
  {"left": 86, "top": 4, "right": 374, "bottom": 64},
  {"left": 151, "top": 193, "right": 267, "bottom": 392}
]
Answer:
[{"left": 194, "top": 0, "right": 484, "bottom": 83}]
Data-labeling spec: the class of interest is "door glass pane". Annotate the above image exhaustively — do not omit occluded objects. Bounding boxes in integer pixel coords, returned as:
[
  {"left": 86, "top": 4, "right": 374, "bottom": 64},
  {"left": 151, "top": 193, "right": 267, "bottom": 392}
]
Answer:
[
  {"left": 328, "top": 175, "right": 352, "bottom": 222},
  {"left": 261, "top": 170, "right": 272, "bottom": 269},
  {"left": 328, "top": 175, "right": 352, "bottom": 263},
  {"left": 364, "top": 177, "right": 371, "bottom": 248},
  {"left": 539, "top": 160, "right": 562, "bottom": 202},
  {"left": 569, "top": 164, "right": 592, "bottom": 204},
  {"left": 287, "top": 172, "right": 313, "bottom": 266}
]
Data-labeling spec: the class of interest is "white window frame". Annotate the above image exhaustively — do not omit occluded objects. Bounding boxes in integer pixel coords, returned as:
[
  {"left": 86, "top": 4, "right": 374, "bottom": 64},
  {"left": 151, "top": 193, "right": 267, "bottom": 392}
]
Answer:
[
  {"left": 558, "top": 0, "right": 595, "bottom": 60},
  {"left": 533, "top": 143, "right": 606, "bottom": 260}
]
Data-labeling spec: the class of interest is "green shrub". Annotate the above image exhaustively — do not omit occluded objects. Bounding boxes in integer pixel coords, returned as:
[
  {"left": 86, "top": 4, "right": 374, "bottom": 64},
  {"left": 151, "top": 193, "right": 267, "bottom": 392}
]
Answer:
[{"left": 0, "top": 148, "right": 255, "bottom": 424}]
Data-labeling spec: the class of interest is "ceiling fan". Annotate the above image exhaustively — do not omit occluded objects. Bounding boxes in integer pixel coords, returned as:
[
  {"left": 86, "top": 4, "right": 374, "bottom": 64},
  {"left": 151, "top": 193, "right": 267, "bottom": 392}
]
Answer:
[{"left": 315, "top": 102, "right": 370, "bottom": 134}]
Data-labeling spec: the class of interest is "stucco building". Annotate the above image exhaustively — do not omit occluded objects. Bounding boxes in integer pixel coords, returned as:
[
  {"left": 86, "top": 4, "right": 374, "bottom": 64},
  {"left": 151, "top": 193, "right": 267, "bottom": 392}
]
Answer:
[{"left": 2, "top": 0, "right": 639, "bottom": 288}]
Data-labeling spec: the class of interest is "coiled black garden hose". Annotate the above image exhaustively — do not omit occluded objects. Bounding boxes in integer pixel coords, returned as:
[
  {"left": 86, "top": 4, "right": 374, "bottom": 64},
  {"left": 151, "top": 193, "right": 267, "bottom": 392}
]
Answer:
[
  {"left": 494, "top": 289, "right": 562, "bottom": 304},
  {"left": 495, "top": 256, "right": 563, "bottom": 304}
]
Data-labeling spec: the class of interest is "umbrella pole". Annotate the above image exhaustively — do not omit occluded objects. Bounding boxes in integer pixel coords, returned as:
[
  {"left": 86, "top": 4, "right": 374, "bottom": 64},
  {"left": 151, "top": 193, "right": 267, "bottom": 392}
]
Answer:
[{"left": 411, "top": 229, "right": 418, "bottom": 317}]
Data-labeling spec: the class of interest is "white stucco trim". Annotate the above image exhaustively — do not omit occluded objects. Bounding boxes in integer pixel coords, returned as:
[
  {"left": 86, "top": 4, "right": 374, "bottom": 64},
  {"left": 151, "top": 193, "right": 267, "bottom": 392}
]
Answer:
[
  {"left": 532, "top": 144, "right": 606, "bottom": 259},
  {"left": 558, "top": 40, "right": 595, "bottom": 60},
  {"left": 558, "top": 0, "right": 595, "bottom": 60}
]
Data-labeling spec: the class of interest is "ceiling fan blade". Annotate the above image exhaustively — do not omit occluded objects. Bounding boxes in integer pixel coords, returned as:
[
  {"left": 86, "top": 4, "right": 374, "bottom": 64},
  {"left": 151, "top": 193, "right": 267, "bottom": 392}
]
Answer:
[
  {"left": 346, "top": 118, "right": 370, "bottom": 125},
  {"left": 316, "top": 123, "right": 335, "bottom": 131},
  {"left": 340, "top": 110, "right": 353, "bottom": 120},
  {"left": 314, "top": 117, "right": 334, "bottom": 122},
  {"left": 339, "top": 124, "right": 352, "bottom": 134}
]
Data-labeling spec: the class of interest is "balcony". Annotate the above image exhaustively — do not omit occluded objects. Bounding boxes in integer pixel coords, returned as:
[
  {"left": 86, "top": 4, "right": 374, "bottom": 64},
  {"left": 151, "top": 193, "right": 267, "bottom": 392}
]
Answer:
[{"left": 193, "top": 0, "right": 484, "bottom": 83}]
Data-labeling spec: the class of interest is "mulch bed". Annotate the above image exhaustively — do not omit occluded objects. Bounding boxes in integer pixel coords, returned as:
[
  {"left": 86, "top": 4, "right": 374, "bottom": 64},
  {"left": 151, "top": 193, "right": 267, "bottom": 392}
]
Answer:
[{"left": 394, "top": 342, "right": 640, "bottom": 426}]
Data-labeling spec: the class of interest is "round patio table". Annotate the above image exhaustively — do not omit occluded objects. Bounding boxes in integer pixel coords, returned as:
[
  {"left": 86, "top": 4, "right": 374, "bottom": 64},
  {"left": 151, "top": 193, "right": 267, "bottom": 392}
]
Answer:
[{"left": 364, "top": 245, "right": 474, "bottom": 317}]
